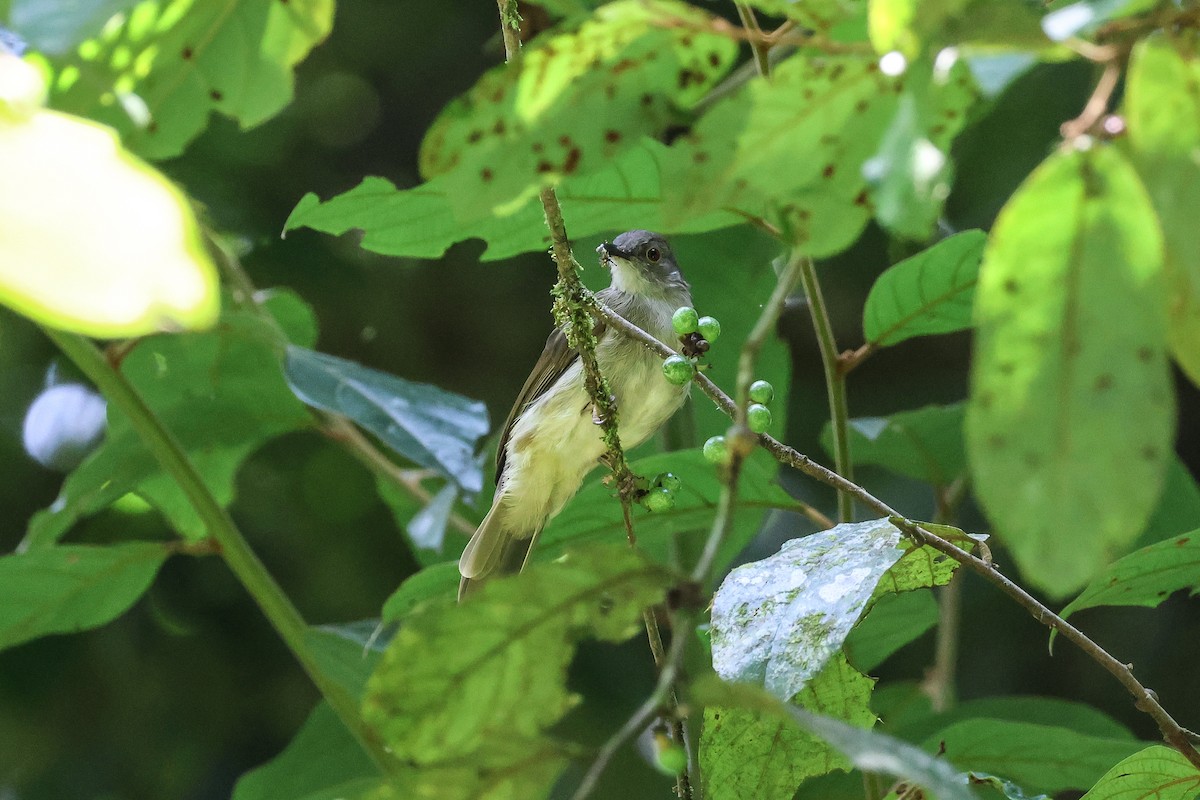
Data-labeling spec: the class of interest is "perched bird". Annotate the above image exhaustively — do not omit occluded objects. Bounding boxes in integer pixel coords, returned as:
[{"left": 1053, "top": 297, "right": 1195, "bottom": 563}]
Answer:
[{"left": 458, "top": 230, "right": 693, "bottom": 599}]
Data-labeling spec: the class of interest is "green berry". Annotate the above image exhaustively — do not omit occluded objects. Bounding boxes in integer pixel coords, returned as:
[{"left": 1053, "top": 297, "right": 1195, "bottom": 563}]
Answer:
[
  {"left": 672, "top": 306, "right": 699, "bottom": 335},
  {"left": 703, "top": 435, "right": 729, "bottom": 464},
  {"left": 747, "top": 403, "right": 772, "bottom": 434},
  {"left": 661, "top": 355, "right": 692, "bottom": 385},
  {"left": 657, "top": 471, "right": 682, "bottom": 492},
  {"left": 697, "top": 315, "right": 721, "bottom": 343},
  {"left": 654, "top": 743, "right": 689, "bottom": 775},
  {"left": 749, "top": 379, "right": 774, "bottom": 405},
  {"left": 644, "top": 487, "right": 676, "bottom": 513}
]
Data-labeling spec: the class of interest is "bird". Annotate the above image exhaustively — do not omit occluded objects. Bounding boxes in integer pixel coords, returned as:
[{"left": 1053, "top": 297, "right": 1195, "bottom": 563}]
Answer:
[{"left": 458, "top": 230, "right": 693, "bottom": 599}]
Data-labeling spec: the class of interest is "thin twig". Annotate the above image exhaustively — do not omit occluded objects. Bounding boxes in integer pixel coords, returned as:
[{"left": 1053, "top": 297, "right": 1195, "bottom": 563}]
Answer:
[
  {"left": 797, "top": 257, "right": 854, "bottom": 522},
  {"left": 734, "top": 3, "right": 771, "bottom": 78},
  {"left": 838, "top": 342, "right": 877, "bottom": 376},
  {"left": 586, "top": 291, "right": 1200, "bottom": 770},
  {"left": 1060, "top": 60, "right": 1121, "bottom": 140}
]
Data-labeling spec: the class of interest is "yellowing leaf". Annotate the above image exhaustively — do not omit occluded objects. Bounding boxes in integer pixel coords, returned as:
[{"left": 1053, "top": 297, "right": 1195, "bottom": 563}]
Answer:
[{"left": 0, "top": 100, "right": 218, "bottom": 337}]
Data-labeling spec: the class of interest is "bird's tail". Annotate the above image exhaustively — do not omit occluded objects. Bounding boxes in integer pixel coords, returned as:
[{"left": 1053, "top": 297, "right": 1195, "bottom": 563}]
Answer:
[{"left": 458, "top": 502, "right": 541, "bottom": 601}]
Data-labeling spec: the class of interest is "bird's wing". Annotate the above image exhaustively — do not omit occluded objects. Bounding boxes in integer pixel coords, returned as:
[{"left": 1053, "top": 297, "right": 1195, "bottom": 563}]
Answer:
[{"left": 494, "top": 310, "right": 609, "bottom": 481}]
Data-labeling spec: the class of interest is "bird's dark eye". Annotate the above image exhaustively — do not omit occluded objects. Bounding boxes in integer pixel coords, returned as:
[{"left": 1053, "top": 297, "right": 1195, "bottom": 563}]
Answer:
[{"left": 646, "top": 247, "right": 661, "bottom": 263}]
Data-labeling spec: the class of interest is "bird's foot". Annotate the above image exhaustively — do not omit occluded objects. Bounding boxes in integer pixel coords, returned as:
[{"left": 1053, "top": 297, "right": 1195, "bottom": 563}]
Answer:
[{"left": 592, "top": 393, "right": 618, "bottom": 425}]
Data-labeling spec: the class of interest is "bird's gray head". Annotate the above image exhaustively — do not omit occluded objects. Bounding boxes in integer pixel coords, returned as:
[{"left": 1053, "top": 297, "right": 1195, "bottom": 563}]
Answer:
[{"left": 596, "top": 230, "right": 688, "bottom": 298}]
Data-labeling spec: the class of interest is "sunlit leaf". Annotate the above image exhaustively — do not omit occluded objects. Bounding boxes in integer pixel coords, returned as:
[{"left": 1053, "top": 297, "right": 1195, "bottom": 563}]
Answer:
[
  {"left": 1060, "top": 529, "right": 1200, "bottom": 620},
  {"left": 1141, "top": 457, "right": 1200, "bottom": 547},
  {"left": 966, "top": 143, "right": 1172, "bottom": 597},
  {"left": 418, "top": 0, "right": 737, "bottom": 216},
  {"left": 865, "top": 56, "right": 978, "bottom": 239},
  {"left": 45, "top": 0, "right": 334, "bottom": 158},
  {"left": 285, "top": 346, "right": 489, "bottom": 495},
  {"left": 701, "top": 653, "right": 876, "bottom": 800},
  {"left": 231, "top": 702, "right": 382, "bottom": 800},
  {"left": 1078, "top": 745, "right": 1200, "bottom": 800},
  {"left": 926, "top": 719, "right": 1146, "bottom": 795},
  {"left": 665, "top": 52, "right": 899, "bottom": 255},
  {"left": 863, "top": 230, "right": 984, "bottom": 346},
  {"left": 695, "top": 676, "right": 979, "bottom": 800},
  {"left": 823, "top": 403, "right": 966, "bottom": 486},
  {"left": 25, "top": 292, "right": 316, "bottom": 547},
  {"left": 284, "top": 139, "right": 739, "bottom": 262},
  {"left": 380, "top": 561, "right": 459, "bottom": 623},
  {"left": 0, "top": 542, "right": 168, "bottom": 651},
  {"left": 1125, "top": 36, "right": 1200, "bottom": 388},
  {"left": 0, "top": 53, "right": 217, "bottom": 337},
  {"left": 363, "top": 545, "right": 672, "bottom": 800},
  {"left": 870, "top": 0, "right": 1047, "bottom": 56}
]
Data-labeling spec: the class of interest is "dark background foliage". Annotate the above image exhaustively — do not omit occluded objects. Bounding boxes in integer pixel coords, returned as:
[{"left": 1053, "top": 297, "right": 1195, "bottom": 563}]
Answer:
[{"left": 1, "top": 2, "right": 1197, "bottom": 798}]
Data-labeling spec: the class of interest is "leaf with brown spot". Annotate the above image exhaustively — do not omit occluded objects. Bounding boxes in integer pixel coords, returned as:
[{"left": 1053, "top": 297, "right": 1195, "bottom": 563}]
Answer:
[
  {"left": 966, "top": 144, "right": 1173, "bottom": 598},
  {"left": 416, "top": 0, "right": 738, "bottom": 216},
  {"left": 285, "top": 139, "right": 739, "bottom": 262},
  {"left": 664, "top": 53, "right": 900, "bottom": 256},
  {"left": 45, "top": 0, "right": 334, "bottom": 159}
]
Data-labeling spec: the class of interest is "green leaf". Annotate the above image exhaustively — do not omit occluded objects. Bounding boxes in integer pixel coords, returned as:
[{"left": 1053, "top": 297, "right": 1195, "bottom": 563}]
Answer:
[
  {"left": 966, "top": 143, "right": 1173, "bottom": 597},
  {"left": 0, "top": 54, "right": 218, "bottom": 337},
  {"left": 306, "top": 621, "right": 388, "bottom": 701},
  {"left": 701, "top": 653, "right": 876, "bottom": 800},
  {"left": 1142, "top": 457, "right": 1200, "bottom": 546},
  {"left": 380, "top": 561, "right": 459, "bottom": 622},
  {"left": 695, "top": 676, "right": 980, "bottom": 800},
  {"left": 284, "top": 346, "right": 489, "bottom": 495},
  {"left": 711, "top": 519, "right": 908, "bottom": 700},
  {"left": 926, "top": 719, "right": 1145, "bottom": 795},
  {"left": 1060, "top": 528, "right": 1200, "bottom": 621},
  {"left": 0, "top": 542, "right": 168, "bottom": 651},
  {"left": 539, "top": 447, "right": 804, "bottom": 574},
  {"left": 824, "top": 403, "right": 966, "bottom": 487},
  {"left": 844, "top": 588, "right": 937, "bottom": 672},
  {"left": 866, "top": 57, "right": 979, "bottom": 240},
  {"left": 25, "top": 291, "right": 316, "bottom": 547},
  {"left": 362, "top": 545, "right": 672, "bottom": 800},
  {"left": 665, "top": 52, "right": 900, "bottom": 255},
  {"left": 231, "top": 702, "right": 382, "bottom": 800},
  {"left": 893, "top": 695, "right": 1136, "bottom": 744},
  {"left": 873, "top": 521, "right": 971, "bottom": 594},
  {"left": 1079, "top": 745, "right": 1200, "bottom": 800},
  {"left": 284, "top": 139, "right": 739, "bottom": 262},
  {"left": 1125, "top": 36, "right": 1200, "bottom": 388},
  {"left": 863, "top": 230, "right": 985, "bottom": 347},
  {"left": 869, "top": 0, "right": 1047, "bottom": 57},
  {"left": 418, "top": 0, "right": 737, "bottom": 216},
  {"left": 45, "top": 0, "right": 334, "bottom": 158}
]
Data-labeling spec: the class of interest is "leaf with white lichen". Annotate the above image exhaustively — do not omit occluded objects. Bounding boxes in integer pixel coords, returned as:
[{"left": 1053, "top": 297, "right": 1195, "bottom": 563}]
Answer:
[{"left": 710, "top": 519, "right": 906, "bottom": 701}]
